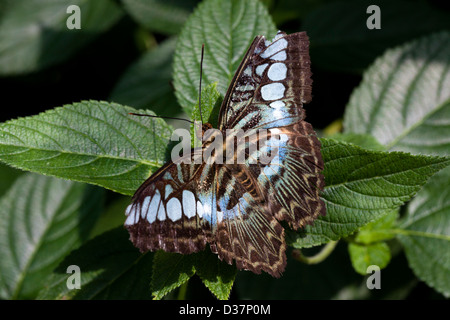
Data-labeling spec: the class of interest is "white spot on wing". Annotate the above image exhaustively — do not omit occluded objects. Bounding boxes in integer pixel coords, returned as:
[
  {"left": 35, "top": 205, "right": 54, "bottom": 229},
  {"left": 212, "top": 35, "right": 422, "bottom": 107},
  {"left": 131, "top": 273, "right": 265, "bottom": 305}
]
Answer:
[
  {"left": 197, "top": 201, "right": 204, "bottom": 218},
  {"left": 269, "top": 100, "right": 287, "bottom": 119},
  {"left": 134, "top": 203, "right": 141, "bottom": 223},
  {"left": 261, "top": 83, "right": 285, "bottom": 101},
  {"left": 273, "top": 31, "right": 284, "bottom": 41},
  {"left": 167, "top": 198, "right": 182, "bottom": 221},
  {"left": 268, "top": 63, "right": 287, "bottom": 81},
  {"left": 243, "top": 66, "right": 252, "bottom": 77},
  {"left": 217, "top": 211, "right": 223, "bottom": 223},
  {"left": 182, "top": 190, "right": 196, "bottom": 218},
  {"left": 141, "top": 196, "right": 151, "bottom": 218},
  {"left": 271, "top": 51, "right": 286, "bottom": 61},
  {"left": 256, "top": 63, "right": 268, "bottom": 76},
  {"left": 157, "top": 200, "right": 166, "bottom": 221},
  {"left": 165, "top": 184, "right": 173, "bottom": 199},
  {"left": 124, "top": 205, "right": 135, "bottom": 225},
  {"left": 270, "top": 101, "right": 286, "bottom": 109},
  {"left": 148, "top": 190, "right": 161, "bottom": 223},
  {"left": 260, "top": 38, "right": 288, "bottom": 59}
]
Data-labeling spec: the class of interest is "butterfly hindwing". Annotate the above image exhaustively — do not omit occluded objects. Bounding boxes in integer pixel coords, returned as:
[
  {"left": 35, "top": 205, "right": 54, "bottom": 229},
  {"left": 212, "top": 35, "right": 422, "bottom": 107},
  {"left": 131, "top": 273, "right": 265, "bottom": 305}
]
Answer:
[
  {"left": 214, "top": 165, "right": 286, "bottom": 277},
  {"left": 257, "top": 122, "right": 326, "bottom": 230}
]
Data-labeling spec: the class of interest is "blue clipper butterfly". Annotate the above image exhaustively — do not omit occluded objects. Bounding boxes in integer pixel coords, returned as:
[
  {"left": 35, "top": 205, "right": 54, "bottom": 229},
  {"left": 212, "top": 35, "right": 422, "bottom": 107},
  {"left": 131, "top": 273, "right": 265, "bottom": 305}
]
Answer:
[{"left": 124, "top": 31, "right": 326, "bottom": 277}]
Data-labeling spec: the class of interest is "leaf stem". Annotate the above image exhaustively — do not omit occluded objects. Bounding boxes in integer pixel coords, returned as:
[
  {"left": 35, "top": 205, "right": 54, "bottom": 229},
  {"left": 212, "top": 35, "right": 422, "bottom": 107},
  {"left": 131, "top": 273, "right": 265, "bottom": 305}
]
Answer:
[{"left": 292, "top": 241, "right": 338, "bottom": 265}]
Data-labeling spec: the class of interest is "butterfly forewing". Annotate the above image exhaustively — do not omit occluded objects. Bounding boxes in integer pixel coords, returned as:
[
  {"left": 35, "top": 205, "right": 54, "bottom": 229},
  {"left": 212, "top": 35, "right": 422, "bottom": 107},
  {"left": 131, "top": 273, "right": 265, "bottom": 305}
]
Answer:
[
  {"left": 125, "top": 31, "right": 325, "bottom": 278},
  {"left": 218, "top": 31, "right": 312, "bottom": 132}
]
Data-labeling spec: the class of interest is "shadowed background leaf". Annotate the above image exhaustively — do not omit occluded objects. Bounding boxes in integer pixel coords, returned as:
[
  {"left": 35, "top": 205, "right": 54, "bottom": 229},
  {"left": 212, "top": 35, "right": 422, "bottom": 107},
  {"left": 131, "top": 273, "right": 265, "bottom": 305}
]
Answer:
[
  {"left": 37, "top": 227, "right": 154, "bottom": 299},
  {"left": 303, "top": 0, "right": 450, "bottom": 73},
  {"left": 0, "top": 174, "right": 103, "bottom": 299},
  {"left": 344, "top": 32, "right": 450, "bottom": 154},
  {"left": 0, "top": 0, "right": 123, "bottom": 75},
  {"left": 121, "top": 0, "right": 199, "bottom": 35},
  {"left": 110, "top": 37, "right": 180, "bottom": 117}
]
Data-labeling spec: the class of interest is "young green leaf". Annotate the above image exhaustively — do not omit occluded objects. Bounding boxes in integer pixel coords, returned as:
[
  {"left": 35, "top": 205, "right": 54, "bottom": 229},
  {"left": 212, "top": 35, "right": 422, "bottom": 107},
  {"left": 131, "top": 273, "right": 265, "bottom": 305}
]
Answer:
[
  {"left": 344, "top": 31, "right": 450, "bottom": 156},
  {"left": 0, "top": 174, "right": 103, "bottom": 299},
  {"left": 0, "top": 101, "right": 173, "bottom": 196},
  {"left": 287, "top": 139, "right": 450, "bottom": 249},
  {"left": 352, "top": 209, "right": 398, "bottom": 245},
  {"left": 0, "top": 0, "right": 122, "bottom": 75},
  {"left": 110, "top": 37, "right": 180, "bottom": 117},
  {"left": 173, "top": 0, "right": 277, "bottom": 111},
  {"left": 121, "top": 0, "right": 198, "bottom": 35},
  {"left": 396, "top": 166, "right": 450, "bottom": 298},
  {"left": 304, "top": 0, "right": 450, "bottom": 72},
  {"left": 348, "top": 242, "right": 391, "bottom": 275},
  {"left": 37, "top": 227, "right": 154, "bottom": 300}
]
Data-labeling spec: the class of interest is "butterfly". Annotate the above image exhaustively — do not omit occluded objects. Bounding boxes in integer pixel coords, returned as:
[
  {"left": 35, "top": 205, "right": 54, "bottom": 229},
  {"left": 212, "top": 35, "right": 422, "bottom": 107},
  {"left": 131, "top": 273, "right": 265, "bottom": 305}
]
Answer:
[{"left": 124, "top": 31, "right": 326, "bottom": 277}]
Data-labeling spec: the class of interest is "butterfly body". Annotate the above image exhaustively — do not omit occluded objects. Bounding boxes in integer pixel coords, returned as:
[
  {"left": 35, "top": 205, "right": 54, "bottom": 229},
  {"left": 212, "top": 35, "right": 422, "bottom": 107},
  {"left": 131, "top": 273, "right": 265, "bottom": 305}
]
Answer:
[{"left": 125, "top": 31, "right": 325, "bottom": 277}]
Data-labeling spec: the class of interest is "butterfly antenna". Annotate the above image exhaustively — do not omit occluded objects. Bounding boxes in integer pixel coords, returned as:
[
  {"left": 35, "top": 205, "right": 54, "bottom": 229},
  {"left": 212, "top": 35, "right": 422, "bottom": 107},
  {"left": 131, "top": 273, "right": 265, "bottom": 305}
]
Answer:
[
  {"left": 198, "top": 44, "right": 205, "bottom": 124},
  {"left": 128, "top": 113, "right": 193, "bottom": 124}
]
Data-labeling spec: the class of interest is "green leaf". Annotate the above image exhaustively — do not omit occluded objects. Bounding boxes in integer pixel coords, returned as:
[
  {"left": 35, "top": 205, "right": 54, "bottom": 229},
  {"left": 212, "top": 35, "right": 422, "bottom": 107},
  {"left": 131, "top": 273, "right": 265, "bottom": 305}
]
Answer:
[
  {"left": 0, "top": 174, "right": 103, "bottom": 299},
  {"left": 37, "top": 227, "right": 154, "bottom": 300},
  {"left": 348, "top": 242, "right": 391, "bottom": 275},
  {"left": 287, "top": 139, "right": 450, "bottom": 248},
  {"left": 328, "top": 132, "right": 385, "bottom": 151},
  {"left": 151, "top": 251, "right": 196, "bottom": 300},
  {"left": 0, "top": 101, "right": 173, "bottom": 196},
  {"left": 173, "top": 0, "right": 277, "bottom": 111},
  {"left": 0, "top": 0, "right": 122, "bottom": 75},
  {"left": 151, "top": 249, "right": 236, "bottom": 300},
  {"left": 353, "top": 209, "right": 398, "bottom": 245},
  {"left": 396, "top": 166, "right": 450, "bottom": 298},
  {"left": 344, "top": 31, "right": 450, "bottom": 156},
  {"left": 110, "top": 37, "right": 181, "bottom": 117},
  {"left": 304, "top": 0, "right": 450, "bottom": 72},
  {"left": 0, "top": 163, "right": 22, "bottom": 197},
  {"left": 194, "top": 250, "right": 236, "bottom": 300},
  {"left": 121, "top": 0, "right": 198, "bottom": 35}
]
